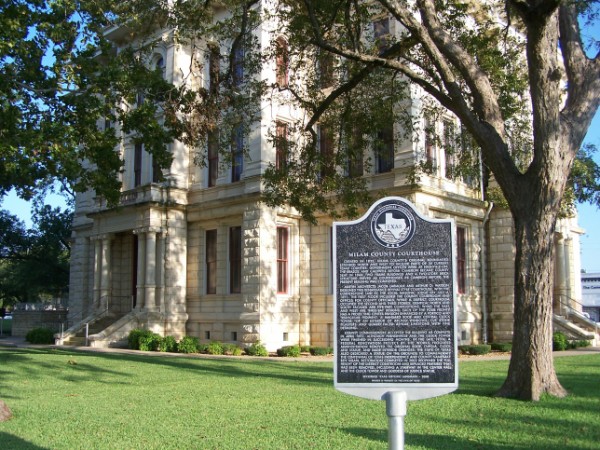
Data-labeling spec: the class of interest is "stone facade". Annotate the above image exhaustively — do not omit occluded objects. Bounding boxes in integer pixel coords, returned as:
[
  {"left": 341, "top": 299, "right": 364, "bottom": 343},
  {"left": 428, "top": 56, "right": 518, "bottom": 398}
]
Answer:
[{"left": 65, "top": 13, "right": 590, "bottom": 350}]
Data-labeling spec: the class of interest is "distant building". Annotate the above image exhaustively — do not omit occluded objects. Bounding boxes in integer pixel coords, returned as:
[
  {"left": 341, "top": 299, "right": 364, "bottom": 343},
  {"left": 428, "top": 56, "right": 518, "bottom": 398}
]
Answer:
[{"left": 582, "top": 273, "right": 600, "bottom": 323}]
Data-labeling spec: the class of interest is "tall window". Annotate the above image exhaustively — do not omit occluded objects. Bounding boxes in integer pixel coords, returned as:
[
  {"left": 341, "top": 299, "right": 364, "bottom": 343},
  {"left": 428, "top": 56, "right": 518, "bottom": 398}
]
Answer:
[
  {"left": 208, "top": 129, "right": 219, "bottom": 187},
  {"left": 456, "top": 226, "right": 466, "bottom": 294},
  {"left": 155, "top": 56, "right": 165, "bottom": 78},
  {"left": 208, "top": 43, "right": 220, "bottom": 95},
  {"left": 206, "top": 229, "right": 217, "bottom": 295},
  {"left": 134, "top": 143, "right": 143, "bottom": 187},
  {"left": 277, "top": 227, "right": 289, "bottom": 294},
  {"left": 152, "top": 155, "right": 162, "bottom": 183},
  {"left": 317, "top": 50, "right": 334, "bottom": 88},
  {"left": 424, "top": 116, "right": 437, "bottom": 172},
  {"left": 231, "top": 125, "right": 243, "bottom": 182},
  {"left": 375, "top": 126, "right": 394, "bottom": 173},
  {"left": 275, "top": 121, "right": 288, "bottom": 171},
  {"left": 232, "top": 43, "right": 244, "bottom": 87},
  {"left": 346, "top": 128, "right": 364, "bottom": 178},
  {"left": 319, "top": 126, "right": 334, "bottom": 179},
  {"left": 373, "top": 17, "right": 390, "bottom": 53},
  {"left": 444, "top": 120, "right": 456, "bottom": 179},
  {"left": 276, "top": 37, "right": 289, "bottom": 88},
  {"left": 229, "top": 226, "right": 242, "bottom": 294}
]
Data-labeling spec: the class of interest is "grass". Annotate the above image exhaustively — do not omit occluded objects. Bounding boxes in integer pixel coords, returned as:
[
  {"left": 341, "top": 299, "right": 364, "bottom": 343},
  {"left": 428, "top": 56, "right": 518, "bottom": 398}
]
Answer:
[{"left": 0, "top": 348, "right": 598, "bottom": 449}]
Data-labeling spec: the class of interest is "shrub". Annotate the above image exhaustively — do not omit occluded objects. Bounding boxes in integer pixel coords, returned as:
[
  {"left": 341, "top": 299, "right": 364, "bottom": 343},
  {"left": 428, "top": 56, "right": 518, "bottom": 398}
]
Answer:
[
  {"left": 490, "top": 342, "right": 512, "bottom": 352},
  {"left": 25, "top": 327, "right": 55, "bottom": 344},
  {"left": 245, "top": 341, "right": 268, "bottom": 357},
  {"left": 139, "top": 332, "right": 161, "bottom": 351},
  {"left": 568, "top": 340, "right": 591, "bottom": 349},
  {"left": 128, "top": 329, "right": 160, "bottom": 351},
  {"left": 127, "top": 329, "right": 145, "bottom": 350},
  {"left": 300, "top": 345, "right": 311, "bottom": 353},
  {"left": 553, "top": 332, "right": 568, "bottom": 351},
  {"left": 277, "top": 345, "right": 301, "bottom": 357},
  {"left": 158, "top": 336, "right": 178, "bottom": 353},
  {"left": 178, "top": 336, "right": 200, "bottom": 354},
  {"left": 309, "top": 346, "right": 333, "bottom": 356},
  {"left": 222, "top": 343, "right": 242, "bottom": 356},
  {"left": 197, "top": 343, "right": 209, "bottom": 354},
  {"left": 207, "top": 341, "right": 224, "bottom": 355},
  {"left": 459, "top": 344, "right": 491, "bottom": 355}
]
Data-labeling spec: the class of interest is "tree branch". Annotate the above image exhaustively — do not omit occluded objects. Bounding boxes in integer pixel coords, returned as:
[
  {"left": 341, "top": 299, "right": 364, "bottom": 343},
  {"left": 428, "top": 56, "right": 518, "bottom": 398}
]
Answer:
[{"left": 558, "top": 3, "right": 600, "bottom": 146}]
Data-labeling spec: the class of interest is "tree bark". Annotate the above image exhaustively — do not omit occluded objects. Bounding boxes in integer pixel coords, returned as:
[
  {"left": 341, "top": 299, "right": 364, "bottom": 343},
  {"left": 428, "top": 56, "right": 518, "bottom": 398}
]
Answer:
[{"left": 497, "top": 206, "right": 568, "bottom": 400}]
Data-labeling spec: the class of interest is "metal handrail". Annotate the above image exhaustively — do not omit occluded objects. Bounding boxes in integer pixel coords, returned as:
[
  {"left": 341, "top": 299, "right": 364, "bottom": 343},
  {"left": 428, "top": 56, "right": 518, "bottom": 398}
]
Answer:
[{"left": 556, "top": 294, "right": 598, "bottom": 331}]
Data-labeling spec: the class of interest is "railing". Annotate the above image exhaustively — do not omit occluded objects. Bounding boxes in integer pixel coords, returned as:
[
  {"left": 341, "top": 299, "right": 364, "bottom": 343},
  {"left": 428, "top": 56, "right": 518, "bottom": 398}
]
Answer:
[
  {"left": 556, "top": 294, "right": 599, "bottom": 332},
  {"left": 14, "top": 301, "right": 67, "bottom": 311},
  {"left": 58, "top": 294, "right": 137, "bottom": 345}
]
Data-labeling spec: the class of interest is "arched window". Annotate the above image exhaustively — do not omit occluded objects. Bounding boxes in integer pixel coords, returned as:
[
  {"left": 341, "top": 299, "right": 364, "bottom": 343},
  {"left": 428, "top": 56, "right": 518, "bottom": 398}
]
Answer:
[{"left": 155, "top": 56, "right": 165, "bottom": 79}]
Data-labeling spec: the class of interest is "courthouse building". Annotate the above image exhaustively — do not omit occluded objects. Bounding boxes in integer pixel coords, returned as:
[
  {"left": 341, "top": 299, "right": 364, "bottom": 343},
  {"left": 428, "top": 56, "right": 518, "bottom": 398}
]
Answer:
[{"left": 63, "top": 8, "right": 597, "bottom": 350}]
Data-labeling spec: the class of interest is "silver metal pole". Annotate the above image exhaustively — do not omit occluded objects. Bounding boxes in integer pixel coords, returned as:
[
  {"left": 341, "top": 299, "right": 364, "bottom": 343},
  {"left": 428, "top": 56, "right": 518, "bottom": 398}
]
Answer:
[
  {"left": 85, "top": 322, "right": 89, "bottom": 346},
  {"left": 385, "top": 391, "right": 407, "bottom": 450}
]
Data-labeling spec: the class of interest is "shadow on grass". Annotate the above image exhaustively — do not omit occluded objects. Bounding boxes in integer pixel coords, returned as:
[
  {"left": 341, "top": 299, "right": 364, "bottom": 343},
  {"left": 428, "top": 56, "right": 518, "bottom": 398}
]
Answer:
[
  {"left": 0, "top": 347, "right": 334, "bottom": 390},
  {"left": 0, "top": 432, "right": 48, "bottom": 450}
]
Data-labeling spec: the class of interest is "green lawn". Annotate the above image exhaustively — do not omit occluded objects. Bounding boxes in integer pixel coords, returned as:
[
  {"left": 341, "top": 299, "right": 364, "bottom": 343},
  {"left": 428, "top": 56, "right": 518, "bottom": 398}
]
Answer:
[{"left": 0, "top": 348, "right": 598, "bottom": 449}]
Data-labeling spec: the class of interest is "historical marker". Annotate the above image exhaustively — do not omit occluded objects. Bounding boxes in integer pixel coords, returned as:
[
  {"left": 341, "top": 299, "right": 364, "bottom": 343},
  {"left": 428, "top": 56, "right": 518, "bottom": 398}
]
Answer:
[{"left": 334, "top": 197, "right": 458, "bottom": 402}]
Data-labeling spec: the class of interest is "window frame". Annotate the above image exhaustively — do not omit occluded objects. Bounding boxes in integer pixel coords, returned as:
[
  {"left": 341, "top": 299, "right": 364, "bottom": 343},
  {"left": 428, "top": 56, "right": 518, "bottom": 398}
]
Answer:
[
  {"left": 231, "top": 125, "right": 244, "bottom": 182},
  {"left": 456, "top": 226, "right": 467, "bottom": 294},
  {"left": 207, "top": 129, "right": 219, "bottom": 187},
  {"left": 275, "top": 37, "right": 289, "bottom": 88},
  {"left": 134, "top": 143, "right": 143, "bottom": 187},
  {"left": 375, "top": 126, "right": 394, "bottom": 173},
  {"left": 205, "top": 229, "right": 218, "bottom": 295},
  {"left": 318, "top": 125, "right": 334, "bottom": 180},
  {"left": 275, "top": 121, "right": 289, "bottom": 171},
  {"left": 276, "top": 226, "right": 289, "bottom": 295},
  {"left": 229, "top": 226, "right": 242, "bottom": 294}
]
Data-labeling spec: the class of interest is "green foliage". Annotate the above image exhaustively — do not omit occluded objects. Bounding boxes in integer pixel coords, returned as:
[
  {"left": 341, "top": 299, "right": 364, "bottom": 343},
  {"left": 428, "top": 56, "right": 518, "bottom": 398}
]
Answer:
[
  {"left": 0, "top": 206, "right": 71, "bottom": 305},
  {"left": 244, "top": 341, "right": 268, "bottom": 357},
  {"left": 563, "top": 144, "right": 600, "bottom": 214},
  {"left": 197, "top": 343, "right": 209, "bottom": 354},
  {"left": 177, "top": 336, "right": 199, "bottom": 354},
  {"left": 158, "top": 336, "right": 178, "bottom": 353},
  {"left": 127, "top": 329, "right": 159, "bottom": 351},
  {"left": 309, "top": 346, "right": 333, "bottom": 356},
  {"left": 300, "top": 345, "right": 311, "bottom": 353},
  {"left": 459, "top": 344, "right": 492, "bottom": 355},
  {"left": 568, "top": 339, "right": 591, "bottom": 349},
  {"left": 222, "top": 343, "right": 242, "bottom": 356},
  {"left": 25, "top": 327, "right": 55, "bottom": 344},
  {"left": 139, "top": 332, "right": 161, "bottom": 352},
  {"left": 490, "top": 342, "right": 512, "bottom": 352},
  {"left": 207, "top": 341, "right": 224, "bottom": 355},
  {"left": 553, "top": 332, "right": 568, "bottom": 351},
  {"left": 276, "top": 345, "right": 301, "bottom": 357}
]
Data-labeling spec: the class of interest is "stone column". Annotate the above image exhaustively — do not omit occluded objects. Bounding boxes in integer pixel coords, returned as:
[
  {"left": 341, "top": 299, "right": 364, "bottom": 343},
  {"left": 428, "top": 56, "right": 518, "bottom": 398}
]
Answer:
[
  {"left": 134, "top": 230, "right": 146, "bottom": 310},
  {"left": 564, "top": 236, "right": 573, "bottom": 304},
  {"left": 100, "top": 234, "right": 113, "bottom": 310},
  {"left": 81, "top": 237, "right": 91, "bottom": 316},
  {"left": 554, "top": 233, "right": 566, "bottom": 315},
  {"left": 93, "top": 237, "right": 102, "bottom": 306},
  {"left": 145, "top": 229, "right": 158, "bottom": 311}
]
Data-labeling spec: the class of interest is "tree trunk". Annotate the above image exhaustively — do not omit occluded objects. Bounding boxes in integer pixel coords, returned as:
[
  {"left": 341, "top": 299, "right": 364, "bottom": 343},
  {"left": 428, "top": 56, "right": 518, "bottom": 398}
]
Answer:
[{"left": 496, "top": 206, "right": 568, "bottom": 400}]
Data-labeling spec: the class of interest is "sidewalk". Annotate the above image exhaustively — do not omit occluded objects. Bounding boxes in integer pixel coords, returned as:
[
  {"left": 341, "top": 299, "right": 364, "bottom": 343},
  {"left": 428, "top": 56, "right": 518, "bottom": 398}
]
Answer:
[{"left": 1, "top": 335, "right": 599, "bottom": 360}]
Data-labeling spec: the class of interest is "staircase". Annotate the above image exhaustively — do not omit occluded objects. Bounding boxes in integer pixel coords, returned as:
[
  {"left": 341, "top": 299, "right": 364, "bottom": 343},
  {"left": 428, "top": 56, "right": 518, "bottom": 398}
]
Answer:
[
  {"left": 61, "top": 314, "right": 124, "bottom": 346},
  {"left": 554, "top": 295, "right": 599, "bottom": 346}
]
